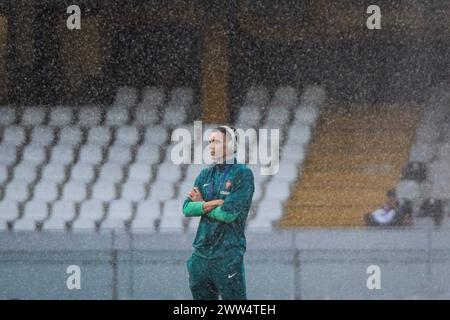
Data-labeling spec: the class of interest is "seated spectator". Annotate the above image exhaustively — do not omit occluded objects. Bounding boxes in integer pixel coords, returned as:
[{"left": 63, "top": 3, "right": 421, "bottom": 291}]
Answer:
[
  {"left": 402, "top": 161, "right": 426, "bottom": 182},
  {"left": 419, "top": 198, "right": 443, "bottom": 226},
  {"left": 364, "top": 189, "right": 412, "bottom": 227}
]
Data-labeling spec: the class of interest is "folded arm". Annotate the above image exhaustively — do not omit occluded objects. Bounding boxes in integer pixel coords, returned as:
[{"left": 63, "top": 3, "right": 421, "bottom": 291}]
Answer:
[{"left": 207, "top": 170, "right": 254, "bottom": 223}]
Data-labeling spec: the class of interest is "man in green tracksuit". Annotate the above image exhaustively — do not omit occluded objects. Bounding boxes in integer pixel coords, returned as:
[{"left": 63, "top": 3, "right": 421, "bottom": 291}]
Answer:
[{"left": 183, "top": 125, "right": 254, "bottom": 300}]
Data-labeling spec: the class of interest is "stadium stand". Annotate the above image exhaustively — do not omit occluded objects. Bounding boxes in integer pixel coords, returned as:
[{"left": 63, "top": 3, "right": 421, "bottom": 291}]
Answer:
[
  {"left": 396, "top": 90, "right": 450, "bottom": 227},
  {"left": 246, "top": 85, "right": 325, "bottom": 230},
  {"left": 0, "top": 85, "right": 324, "bottom": 232},
  {"left": 1, "top": 84, "right": 449, "bottom": 232},
  {"left": 280, "top": 103, "right": 423, "bottom": 227}
]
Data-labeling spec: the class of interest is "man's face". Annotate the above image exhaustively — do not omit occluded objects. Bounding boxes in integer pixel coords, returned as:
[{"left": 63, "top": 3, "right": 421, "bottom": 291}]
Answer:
[{"left": 208, "top": 131, "right": 228, "bottom": 162}]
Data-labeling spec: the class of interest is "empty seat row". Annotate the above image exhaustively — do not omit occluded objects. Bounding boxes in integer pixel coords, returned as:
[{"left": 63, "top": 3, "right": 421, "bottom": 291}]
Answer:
[
  {"left": 0, "top": 125, "right": 170, "bottom": 148},
  {"left": 0, "top": 86, "right": 194, "bottom": 127}
]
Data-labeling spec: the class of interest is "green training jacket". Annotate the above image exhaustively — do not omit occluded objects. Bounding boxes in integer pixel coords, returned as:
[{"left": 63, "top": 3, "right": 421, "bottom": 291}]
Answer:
[{"left": 182, "top": 159, "right": 255, "bottom": 259}]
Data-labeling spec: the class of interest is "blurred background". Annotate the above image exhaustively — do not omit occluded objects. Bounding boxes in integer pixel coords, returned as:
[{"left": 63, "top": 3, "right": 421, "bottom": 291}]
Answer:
[{"left": 0, "top": 0, "right": 450, "bottom": 299}]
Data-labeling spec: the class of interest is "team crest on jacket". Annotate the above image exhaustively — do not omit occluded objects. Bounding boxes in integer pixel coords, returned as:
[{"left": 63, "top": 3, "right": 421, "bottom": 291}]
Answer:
[{"left": 225, "top": 180, "right": 232, "bottom": 190}]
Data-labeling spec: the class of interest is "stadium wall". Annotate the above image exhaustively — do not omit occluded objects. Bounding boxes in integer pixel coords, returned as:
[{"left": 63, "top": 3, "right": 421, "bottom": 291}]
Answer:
[{"left": 1, "top": 229, "right": 450, "bottom": 299}]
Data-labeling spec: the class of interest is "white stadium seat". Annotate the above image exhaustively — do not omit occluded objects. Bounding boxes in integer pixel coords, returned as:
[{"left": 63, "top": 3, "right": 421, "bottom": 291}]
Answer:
[
  {"left": 286, "top": 123, "right": 311, "bottom": 146},
  {"left": 185, "top": 216, "right": 200, "bottom": 233},
  {"left": 135, "top": 144, "right": 161, "bottom": 164},
  {"left": 144, "top": 125, "right": 169, "bottom": 145},
  {"left": 42, "top": 217, "right": 67, "bottom": 230},
  {"left": 244, "top": 85, "right": 269, "bottom": 107},
  {"left": 79, "top": 144, "right": 104, "bottom": 165},
  {"left": 21, "top": 107, "right": 46, "bottom": 126},
  {"left": 105, "top": 107, "right": 130, "bottom": 126},
  {"left": 169, "top": 87, "right": 193, "bottom": 107},
  {"left": 0, "top": 221, "right": 9, "bottom": 231},
  {"left": 128, "top": 162, "right": 153, "bottom": 182},
  {"left": 270, "top": 85, "right": 298, "bottom": 108},
  {"left": 437, "top": 143, "right": 450, "bottom": 160},
  {"left": 0, "top": 107, "right": 17, "bottom": 126},
  {"left": 274, "top": 161, "right": 300, "bottom": 183},
  {"left": 121, "top": 180, "right": 147, "bottom": 201},
  {"left": 0, "top": 164, "right": 8, "bottom": 184},
  {"left": 86, "top": 127, "right": 111, "bottom": 146},
  {"left": 23, "top": 200, "right": 49, "bottom": 221},
  {"left": 252, "top": 183, "right": 263, "bottom": 202},
  {"left": 100, "top": 219, "right": 127, "bottom": 230},
  {"left": 428, "top": 162, "right": 449, "bottom": 185},
  {"left": 264, "top": 107, "right": 291, "bottom": 129},
  {"left": 0, "top": 200, "right": 20, "bottom": 221},
  {"left": 300, "top": 85, "right": 326, "bottom": 107},
  {"left": 48, "top": 107, "right": 74, "bottom": 127},
  {"left": 248, "top": 200, "right": 284, "bottom": 230},
  {"left": 62, "top": 181, "right": 87, "bottom": 202},
  {"left": 98, "top": 163, "right": 124, "bottom": 183},
  {"left": 5, "top": 180, "right": 30, "bottom": 202},
  {"left": 162, "top": 105, "right": 187, "bottom": 127},
  {"left": 49, "top": 145, "right": 75, "bottom": 165},
  {"left": 92, "top": 181, "right": 117, "bottom": 201},
  {"left": 155, "top": 162, "right": 182, "bottom": 183},
  {"left": 292, "top": 105, "right": 319, "bottom": 127},
  {"left": 149, "top": 180, "right": 175, "bottom": 201},
  {"left": 160, "top": 199, "right": 184, "bottom": 232},
  {"left": 115, "top": 126, "right": 140, "bottom": 145},
  {"left": 430, "top": 181, "right": 450, "bottom": 200},
  {"left": 30, "top": 126, "right": 54, "bottom": 146},
  {"left": 140, "top": 87, "right": 165, "bottom": 109},
  {"left": 74, "top": 200, "right": 104, "bottom": 230},
  {"left": 41, "top": 163, "right": 67, "bottom": 184},
  {"left": 163, "top": 142, "right": 191, "bottom": 163},
  {"left": 184, "top": 164, "right": 207, "bottom": 181},
  {"left": 78, "top": 106, "right": 103, "bottom": 127},
  {"left": 415, "top": 124, "right": 440, "bottom": 145},
  {"left": 106, "top": 200, "right": 134, "bottom": 220},
  {"left": 132, "top": 200, "right": 160, "bottom": 231},
  {"left": 113, "top": 86, "right": 138, "bottom": 108},
  {"left": 1, "top": 126, "right": 26, "bottom": 147},
  {"left": 13, "top": 219, "right": 38, "bottom": 231},
  {"left": 70, "top": 163, "right": 95, "bottom": 183},
  {"left": 134, "top": 105, "right": 160, "bottom": 126},
  {"left": 71, "top": 219, "right": 97, "bottom": 230},
  {"left": 107, "top": 145, "right": 132, "bottom": 165},
  {"left": 33, "top": 181, "right": 59, "bottom": 202},
  {"left": 43, "top": 200, "right": 75, "bottom": 230},
  {"left": 249, "top": 164, "right": 270, "bottom": 184},
  {"left": 13, "top": 162, "right": 37, "bottom": 183},
  {"left": 51, "top": 200, "right": 77, "bottom": 221},
  {"left": 264, "top": 180, "right": 291, "bottom": 202},
  {"left": 102, "top": 200, "right": 133, "bottom": 229},
  {"left": 58, "top": 127, "right": 83, "bottom": 146},
  {"left": 22, "top": 145, "right": 47, "bottom": 165},
  {"left": 78, "top": 199, "right": 105, "bottom": 221},
  {"left": 0, "top": 146, "right": 17, "bottom": 166},
  {"left": 281, "top": 144, "right": 305, "bottom": 163},
  {"left": 234, "top": 105, "right": 262, "bottom": 129},
  {"left": 177, "top": 180, "right": 193, "bottom": 201},
  {"left": 247, "top": 217, "right": 272, "bottom": 231}
]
